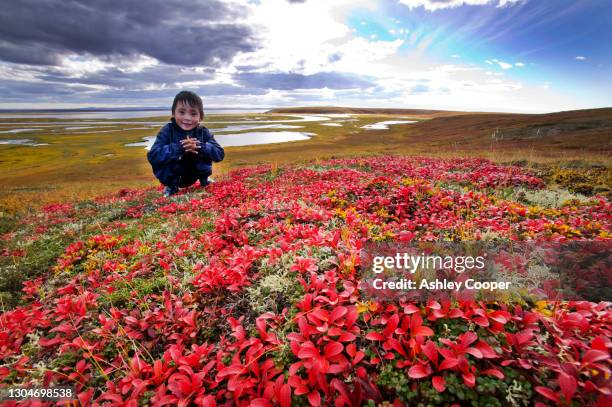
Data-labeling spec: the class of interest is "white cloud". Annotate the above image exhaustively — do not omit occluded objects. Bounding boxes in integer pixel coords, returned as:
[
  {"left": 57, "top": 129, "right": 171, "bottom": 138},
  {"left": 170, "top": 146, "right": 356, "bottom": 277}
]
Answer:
[
  {"left": 117, "top": 55, "right": 158, "bottom": 74},
  {"left": 575, "top": 56, "right": 586, "bottom": 60},
  {"left": 492, "top": 59, "right": 513, "bottom": 69},
  {"left": 0, "top": 64, "right": 40, "bottom": 82},
  {"left": 230, "top": 0, "right": 378, "bottom": 75},
  {"left": 229, "top": 3, "right": 573, "bottom": 114},
  {"left": 357, "top": 63, "right": 578, "bottom": 113},
  {"left": 327, "top": 37, "right": 405, "bottom": 77},
  {"left": 398, "top": 0, "right": 521, "bottom": 11},
  {"left": 56, "top": 55, "right": 114, "bottom": 76},
  {"left": 3, "top": 0, "right": 597, "bottom": 113},
  {"left": 498, "top": 0, "right": 522, "bottom": 6},
  {"left": 231, "top": 0, "right": 404, "bottom": 79}
]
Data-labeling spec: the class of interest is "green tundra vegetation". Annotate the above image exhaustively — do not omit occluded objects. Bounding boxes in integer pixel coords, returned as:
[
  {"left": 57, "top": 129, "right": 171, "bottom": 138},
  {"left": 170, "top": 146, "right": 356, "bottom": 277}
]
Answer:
[
  {"left": 0, "top": 108, "right": 610, "bottom": 215},
  {"left": 0, "top": 109, "right": 610, "bottom": 404}
]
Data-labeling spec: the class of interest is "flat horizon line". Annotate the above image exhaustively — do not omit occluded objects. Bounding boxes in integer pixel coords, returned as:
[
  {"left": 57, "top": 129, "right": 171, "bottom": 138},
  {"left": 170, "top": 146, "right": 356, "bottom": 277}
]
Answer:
[
  {"left": 0, "top": 107, "right": 274, "bottom": 113},
  {"left": 0, "top": 105, "right": 610, "bottom": 115}
]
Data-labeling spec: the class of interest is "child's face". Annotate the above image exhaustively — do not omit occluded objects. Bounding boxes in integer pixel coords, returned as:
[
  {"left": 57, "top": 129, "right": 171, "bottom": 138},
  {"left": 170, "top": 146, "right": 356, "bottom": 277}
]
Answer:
[{"left": 173, "top": 101, "right": 201, "bottom": 131}]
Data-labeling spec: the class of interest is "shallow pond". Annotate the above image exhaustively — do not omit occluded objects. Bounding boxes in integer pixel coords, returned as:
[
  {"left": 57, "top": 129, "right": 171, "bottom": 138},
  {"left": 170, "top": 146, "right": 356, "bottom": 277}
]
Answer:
[
  {"left": 0, "top": 139, "right": 49, "bottom": 146},
  {"left": 126, "top": 131, "right": 315, "bottom": 150},
  {"left": 0, "top": 114, "right": 330, "bottom": 128},
  {"left": 0, "top": 128, "right": 37, "bottom": 134},
  {"left": 361, "top": 120, "right": 417, "bottom": 130},
  {"left": 212, "top": 124, "right": 303, "bottom": 133}
]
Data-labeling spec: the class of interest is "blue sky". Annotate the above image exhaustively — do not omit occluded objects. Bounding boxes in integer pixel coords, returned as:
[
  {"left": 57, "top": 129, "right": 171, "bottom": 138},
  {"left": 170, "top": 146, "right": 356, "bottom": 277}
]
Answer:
[
  {"left": 0, "top": 0, "right": 610, "bottom": 112},
  {"left": 351, "top": 0, "right": 611, "bottom": 100}
]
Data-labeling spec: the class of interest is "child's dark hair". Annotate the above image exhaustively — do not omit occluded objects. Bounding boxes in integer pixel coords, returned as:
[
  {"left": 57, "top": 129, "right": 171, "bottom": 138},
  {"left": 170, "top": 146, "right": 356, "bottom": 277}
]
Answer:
[{"left": 172, "top": 90, "right": 204, "bottom": 118}]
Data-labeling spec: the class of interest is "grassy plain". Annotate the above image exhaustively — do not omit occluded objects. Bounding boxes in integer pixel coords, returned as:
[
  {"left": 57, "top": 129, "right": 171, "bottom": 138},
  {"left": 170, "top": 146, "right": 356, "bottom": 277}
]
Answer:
[{"left": 1, "top": 108, "right": 610, "bottom": 214}]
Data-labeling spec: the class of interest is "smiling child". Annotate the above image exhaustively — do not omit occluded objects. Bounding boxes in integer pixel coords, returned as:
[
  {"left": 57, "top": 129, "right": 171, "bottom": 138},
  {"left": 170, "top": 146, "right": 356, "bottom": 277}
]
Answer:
[{"left": 147, "top": 90, "right": 225, "bottom": 197}]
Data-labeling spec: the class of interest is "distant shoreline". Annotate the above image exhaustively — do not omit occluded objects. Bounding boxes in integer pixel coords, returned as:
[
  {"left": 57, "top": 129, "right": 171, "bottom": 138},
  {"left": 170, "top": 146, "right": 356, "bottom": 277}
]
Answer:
[
  {"left": 266, "top": 106, "right": 612, "bottom": 116},
  {"left": 0, "top": 107, "right": 271, "bottom": 113},
  {"left": 2, "top": 105, "right": 609, "bottom": 116},
  {"left": 265, "top": 106, "right": 459, "bottom": 115}
]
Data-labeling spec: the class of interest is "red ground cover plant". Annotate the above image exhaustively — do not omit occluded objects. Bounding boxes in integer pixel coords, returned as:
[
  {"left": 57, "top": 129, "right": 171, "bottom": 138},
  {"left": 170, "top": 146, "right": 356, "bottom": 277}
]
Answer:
[{"left": 0, "top": 156, "right": 610, "bottom": 406}]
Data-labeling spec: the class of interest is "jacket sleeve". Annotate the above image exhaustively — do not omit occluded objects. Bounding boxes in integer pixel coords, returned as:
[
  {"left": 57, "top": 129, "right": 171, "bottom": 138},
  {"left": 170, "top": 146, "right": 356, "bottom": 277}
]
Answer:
[
  {"left": 198, "top": 128, "right": 225, "bottom": 162},
  {"left": 147, "top": 124, "right": 184, "bottom": 167}
]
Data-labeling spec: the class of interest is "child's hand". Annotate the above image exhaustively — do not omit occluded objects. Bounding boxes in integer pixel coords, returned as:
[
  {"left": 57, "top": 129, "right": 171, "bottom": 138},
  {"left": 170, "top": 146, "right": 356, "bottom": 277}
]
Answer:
[{"left": 181, "top": 137, "right": 201, "bottom": 154}]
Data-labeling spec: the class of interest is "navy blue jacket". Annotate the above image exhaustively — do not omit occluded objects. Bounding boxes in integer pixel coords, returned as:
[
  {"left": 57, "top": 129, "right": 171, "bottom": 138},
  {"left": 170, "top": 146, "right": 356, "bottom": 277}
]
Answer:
[{"left": 147, "top": 118, "right": 224, "bottom": 186}]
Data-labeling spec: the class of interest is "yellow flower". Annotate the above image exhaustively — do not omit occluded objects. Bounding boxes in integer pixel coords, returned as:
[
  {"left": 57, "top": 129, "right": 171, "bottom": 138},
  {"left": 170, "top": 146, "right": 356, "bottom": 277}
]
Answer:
[
  {"left": 534, "top": 300, "right": 552, "bottom": 317},
  {"left": 357, "top": 300, "right": 378, "bottom": 314}
]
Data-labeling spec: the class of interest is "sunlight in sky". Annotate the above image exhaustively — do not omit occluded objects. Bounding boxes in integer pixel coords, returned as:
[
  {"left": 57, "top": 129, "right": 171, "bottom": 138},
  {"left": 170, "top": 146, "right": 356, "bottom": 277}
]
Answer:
[{"left": 0, "top": 0, "right": 609, "bottom": 112}]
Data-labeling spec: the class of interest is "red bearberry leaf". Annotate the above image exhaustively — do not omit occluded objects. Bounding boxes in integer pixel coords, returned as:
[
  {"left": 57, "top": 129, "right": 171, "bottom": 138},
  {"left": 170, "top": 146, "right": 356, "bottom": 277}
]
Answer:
[
  {"left": 432, "top": 376, "right": 446, "bottom": 392},
  {"left": 536, "top": 387, "right": 560, "bottom": 403},
  {"left": 307, "top": 391, "right": 321, "bottom": 406},
  {"left": 408, "top": 363, "right": 432, "bottom": 379},
  {"left": 558, "top": 372, "right": 577, "bottom": 402},
  {"left": 366, "top": 332, "right": 384, "bottom": 341}
]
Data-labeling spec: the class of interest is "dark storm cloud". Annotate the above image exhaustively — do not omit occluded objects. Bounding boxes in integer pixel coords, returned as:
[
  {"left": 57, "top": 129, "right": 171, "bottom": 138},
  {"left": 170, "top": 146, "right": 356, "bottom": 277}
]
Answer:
[
  {"left": 0, "top": 1, "right": 379, "bottom": 105},
  {"left": 0, "top": 75, "right": 268, "bottom": 104},
  {"left": 235, "top": 72, "right": 373, "bottom": 90},
  {"left": 195, "top": 84, "right": 268, "bottom": 97},
  {"left": 1, "top": 66, "right": 372, "bottom": 103},
  {"left": 38, "top": 65, "right": 217, "bottom": 88},
  {"left": 0, "top": 79, "right": 96, "bottom": 101},
  {"left": 92, "top": 84, "right": 268, "bottom": 101},
  {"left": 0, "top": 0, "right": 258, "bottom": 66}
]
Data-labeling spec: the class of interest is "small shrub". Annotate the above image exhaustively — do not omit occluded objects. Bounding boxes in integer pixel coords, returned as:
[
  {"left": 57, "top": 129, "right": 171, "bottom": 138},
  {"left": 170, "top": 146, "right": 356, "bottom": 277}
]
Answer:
[
  {"left": 506, "top": 186, "right": 594, "bottom": 208},
  {"left": 101, "top": 274, "right": 169, "bottom": 309},
  {"left": 539, "top": 167, "right": 610, "bottom": 196}
]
